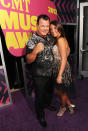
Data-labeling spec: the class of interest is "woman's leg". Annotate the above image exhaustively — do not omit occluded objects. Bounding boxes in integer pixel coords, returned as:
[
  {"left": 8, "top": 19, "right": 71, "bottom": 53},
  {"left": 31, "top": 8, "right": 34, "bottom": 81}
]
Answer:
[
  {"left": 61, "top": 92, "right": 75, "bottom": 114},
  {"left": 55, "top": 88, "right": 75, "bottom": 116},
  {"left": 54, "top": 88, "right": 67, "bottom": 116},
  {"left": 54, "top": 88, "right": 68, "bottom": 106}
]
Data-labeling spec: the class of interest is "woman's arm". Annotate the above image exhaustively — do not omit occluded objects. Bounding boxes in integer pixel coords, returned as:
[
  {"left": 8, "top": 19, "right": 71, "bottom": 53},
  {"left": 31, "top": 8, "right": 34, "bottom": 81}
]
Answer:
[
  {"left": 66, "top": 41, "right": 70, "bottom": 57},
  {"left": 57, "top": 38, "right": 67, "bottom": 83}
]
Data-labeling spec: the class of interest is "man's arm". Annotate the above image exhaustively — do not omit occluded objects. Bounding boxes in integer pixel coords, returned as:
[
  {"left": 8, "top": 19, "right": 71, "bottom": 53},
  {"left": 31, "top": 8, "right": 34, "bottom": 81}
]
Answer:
[{"left": 26, "top": 43, "right": 44, "bottom": 64}]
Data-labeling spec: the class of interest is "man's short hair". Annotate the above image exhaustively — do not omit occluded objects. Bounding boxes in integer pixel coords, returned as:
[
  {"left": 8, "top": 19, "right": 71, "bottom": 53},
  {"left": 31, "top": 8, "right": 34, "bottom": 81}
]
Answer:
[{"left": 37, "top": 14, "right": 50, "bottom": 25}]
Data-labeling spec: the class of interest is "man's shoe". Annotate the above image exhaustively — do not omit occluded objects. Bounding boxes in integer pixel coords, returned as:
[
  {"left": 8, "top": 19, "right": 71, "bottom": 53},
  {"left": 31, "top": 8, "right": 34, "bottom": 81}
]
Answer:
[
  {"left": 38, "top": 117, "right": 47, "bottom": 127},
  {"left": 47, "top": 105, "right": 56, "bottom": 111}
]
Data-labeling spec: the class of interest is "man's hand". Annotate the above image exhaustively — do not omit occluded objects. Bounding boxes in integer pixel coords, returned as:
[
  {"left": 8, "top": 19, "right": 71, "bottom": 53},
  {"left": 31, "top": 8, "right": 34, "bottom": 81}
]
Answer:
[
  {"left": 34, "top": 42, "right": 44, "bottom": 54},
  {"left": 26, "top": 42, "right": 44, "bottom": 64}
]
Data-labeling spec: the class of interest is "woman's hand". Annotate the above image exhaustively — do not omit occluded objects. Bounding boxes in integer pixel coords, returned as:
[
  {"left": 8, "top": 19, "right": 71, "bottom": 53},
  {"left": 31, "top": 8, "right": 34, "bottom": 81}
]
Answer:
[{"left": 56, "top": 75, "right": 62, "bottom": 84}]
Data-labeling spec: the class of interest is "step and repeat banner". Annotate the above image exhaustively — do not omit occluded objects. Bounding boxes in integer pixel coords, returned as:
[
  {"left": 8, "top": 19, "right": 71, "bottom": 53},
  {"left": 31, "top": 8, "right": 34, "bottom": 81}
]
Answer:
[
  {"left": 52, "top": 0, "right": 77, "bottom": 23},
  {"left": 0, "top": 69, "right": 10, "bottom": 106},
  {"left": 0, "top": 0, "right": 57, "bottom": 57}
]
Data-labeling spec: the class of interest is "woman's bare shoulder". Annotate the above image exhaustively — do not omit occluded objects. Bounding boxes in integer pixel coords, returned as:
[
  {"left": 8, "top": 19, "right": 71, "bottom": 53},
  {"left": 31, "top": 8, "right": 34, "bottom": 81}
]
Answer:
[
  {"left": 57, "top": 37, "right": 65, "bottom": 45},
  {"left": 57, "top": 37, "right": 65, "bottom": 42}
]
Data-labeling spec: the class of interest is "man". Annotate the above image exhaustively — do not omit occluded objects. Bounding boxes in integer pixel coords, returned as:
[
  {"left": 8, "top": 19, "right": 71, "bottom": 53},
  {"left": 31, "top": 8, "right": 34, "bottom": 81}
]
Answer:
[{"left": 26, "top": 14, "right": 56, "bottom": 127}]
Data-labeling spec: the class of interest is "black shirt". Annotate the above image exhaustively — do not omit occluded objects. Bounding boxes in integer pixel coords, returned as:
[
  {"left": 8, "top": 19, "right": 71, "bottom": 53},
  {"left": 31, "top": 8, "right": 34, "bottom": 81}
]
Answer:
[{"left": 26, "top": 33, "right": 56, "bottom": 77}]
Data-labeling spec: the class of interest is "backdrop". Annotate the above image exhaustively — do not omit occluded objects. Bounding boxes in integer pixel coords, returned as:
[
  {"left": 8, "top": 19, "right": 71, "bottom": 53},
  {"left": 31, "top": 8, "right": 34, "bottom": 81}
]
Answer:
[{"left": 0, "top": 0, "right": 57, "bottom": 57}]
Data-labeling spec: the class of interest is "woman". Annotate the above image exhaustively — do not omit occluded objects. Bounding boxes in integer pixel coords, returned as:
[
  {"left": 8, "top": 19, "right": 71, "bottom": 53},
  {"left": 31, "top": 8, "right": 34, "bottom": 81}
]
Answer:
[{"left": 50, "top": 20, "right": 75, "bottom": 116}]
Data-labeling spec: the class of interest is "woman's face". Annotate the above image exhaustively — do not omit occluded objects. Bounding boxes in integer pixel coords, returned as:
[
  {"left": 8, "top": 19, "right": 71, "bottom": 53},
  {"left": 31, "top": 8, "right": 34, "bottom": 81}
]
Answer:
[{"left": 50, "top": 24, "right": 60, "bottom": 38}]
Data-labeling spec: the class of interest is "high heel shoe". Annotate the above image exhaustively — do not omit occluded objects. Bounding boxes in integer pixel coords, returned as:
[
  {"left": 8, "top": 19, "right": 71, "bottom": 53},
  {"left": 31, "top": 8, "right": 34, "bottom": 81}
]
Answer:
[
  {"left": 57, "top": 106, "right": 66, "bottom": 116},
  {"left": 68, "top": 104, "right": 75, "bottom": 115},
  {"left": 69, "top": 104, "right": 75, "bottom": 108}
]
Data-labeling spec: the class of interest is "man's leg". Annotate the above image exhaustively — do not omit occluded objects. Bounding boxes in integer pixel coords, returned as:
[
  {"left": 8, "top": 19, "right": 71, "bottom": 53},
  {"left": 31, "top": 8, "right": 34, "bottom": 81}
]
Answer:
[
  {"left": 34, "top": 76, "right": 49, "bottom": 127},
  {"left": 45, "top": 77, "right": 56, "bottom": 111}
]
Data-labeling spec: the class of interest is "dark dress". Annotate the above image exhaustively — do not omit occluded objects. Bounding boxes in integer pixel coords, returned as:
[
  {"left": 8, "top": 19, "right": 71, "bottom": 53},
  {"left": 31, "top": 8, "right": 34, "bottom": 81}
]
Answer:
[{"left": 52, "top": 44, "right": 73, "bottom": 93}]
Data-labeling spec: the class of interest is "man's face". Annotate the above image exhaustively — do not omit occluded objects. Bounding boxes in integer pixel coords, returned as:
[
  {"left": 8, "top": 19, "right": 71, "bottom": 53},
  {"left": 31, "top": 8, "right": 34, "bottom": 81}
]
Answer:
[{"left": 37, "top": 18, "right": 50, "bottom": 37}]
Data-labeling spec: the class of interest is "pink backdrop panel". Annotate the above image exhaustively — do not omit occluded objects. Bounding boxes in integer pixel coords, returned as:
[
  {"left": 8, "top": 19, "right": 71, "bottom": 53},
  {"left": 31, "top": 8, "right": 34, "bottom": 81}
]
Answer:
[{"left": 0, "top": 0, "right": 57, "bottom": 57}]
